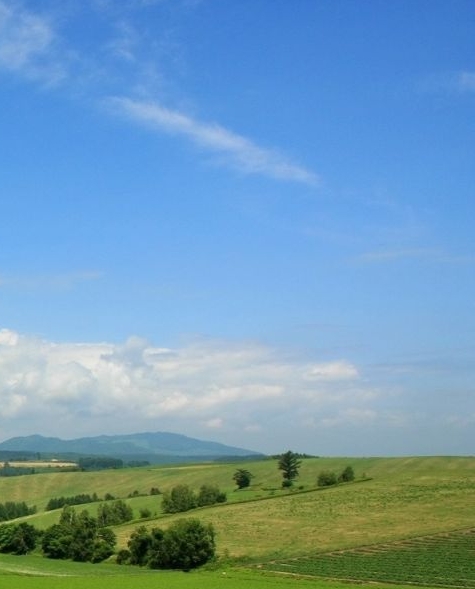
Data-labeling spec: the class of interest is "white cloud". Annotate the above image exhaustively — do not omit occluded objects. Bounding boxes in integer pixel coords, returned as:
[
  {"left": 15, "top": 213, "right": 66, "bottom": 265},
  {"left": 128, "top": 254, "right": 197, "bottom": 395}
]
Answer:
[
  {"left": 304, "top": 361, "right": 358, "bottom": 381},
  {"left": 107, "top": 97, "right": 319, "bottom": 185},
  {"left": 0, "top": 329, "right": 368, "bottom": 440}
]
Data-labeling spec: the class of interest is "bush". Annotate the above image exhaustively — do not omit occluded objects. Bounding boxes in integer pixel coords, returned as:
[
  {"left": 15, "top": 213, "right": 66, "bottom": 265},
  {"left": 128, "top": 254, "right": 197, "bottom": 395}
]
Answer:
[
  {"left": 127, "top": 519, "right": 215, "bottom": 571},
  {"left": 317, "top": 470, "right": 338, "bottom": 487},
  {"left": 116, "top": 549, "right": 131, "bottom": 565}
]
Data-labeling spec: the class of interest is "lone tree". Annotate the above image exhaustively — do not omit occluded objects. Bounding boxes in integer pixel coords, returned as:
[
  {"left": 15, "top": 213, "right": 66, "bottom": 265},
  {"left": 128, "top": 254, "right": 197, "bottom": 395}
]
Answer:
[
  {"left": 232, "top": 468, "right": 254, "bottom": 489},
  {"left": 278, "top": 450, "right": 301, "bottom": 487}
]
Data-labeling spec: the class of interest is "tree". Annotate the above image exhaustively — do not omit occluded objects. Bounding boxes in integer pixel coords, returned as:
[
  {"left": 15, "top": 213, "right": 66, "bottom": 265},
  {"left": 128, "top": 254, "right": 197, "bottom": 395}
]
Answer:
[
  {"left": 197, "top": 484, "right": 226, "bottom": 506},
  {"left": 161, "top": 484, "right": 196, "bottom": 513},
  {"left": 338, "top": 465, "right": 355, "bottom": 483},
  {"left": 232, "top": 468, "right": 253, "bottom": 489},
  {"left": 126, "top": 519, "right": 215, "bottom": 571},
  {"left": 278, "top": 451, "right": 302, "bottom": 486},
  {"left": 42, "top": 507, "right": 116, "bottom": 563},
  {"left": 128, "top": 525, "right": 153, "bottom": 566},
  {"left": 149, "top": 519, "right": 215, "bottom": 571},
  {"left": 97, "top": 499, "right": 133, "bottom": 527},
  {"left": 0, "top": 522, "right": 37, "bottom": 554}
]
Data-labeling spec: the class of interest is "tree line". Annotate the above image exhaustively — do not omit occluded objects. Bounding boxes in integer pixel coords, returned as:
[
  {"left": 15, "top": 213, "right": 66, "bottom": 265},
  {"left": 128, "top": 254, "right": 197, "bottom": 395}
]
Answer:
[
  {"left": 0, "top": 506, "right": 215, "bottom": 571},
  {"left": 0, "top": 501, "right": 36, "bottom": 522},
  {"left": 232, "top": 451, "right": 356, "bottom": 489}
]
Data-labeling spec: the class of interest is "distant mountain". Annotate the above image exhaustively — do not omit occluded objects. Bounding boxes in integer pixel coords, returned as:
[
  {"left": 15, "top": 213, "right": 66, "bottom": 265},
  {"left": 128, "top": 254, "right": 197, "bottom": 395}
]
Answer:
[{"left": 0, "top": 432, "right": 262, "bottom": 463}]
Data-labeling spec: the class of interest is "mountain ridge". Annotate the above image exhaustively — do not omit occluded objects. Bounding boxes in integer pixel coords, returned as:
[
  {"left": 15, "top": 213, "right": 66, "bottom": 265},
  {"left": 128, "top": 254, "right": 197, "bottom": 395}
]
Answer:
[{"left": 0, "top": 431, "right": 262, "bottom": 463}]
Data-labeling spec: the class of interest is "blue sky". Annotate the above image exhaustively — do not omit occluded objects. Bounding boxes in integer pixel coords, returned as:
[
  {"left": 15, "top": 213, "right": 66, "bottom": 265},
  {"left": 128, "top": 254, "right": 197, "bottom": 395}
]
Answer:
[{"left": 0, "top": 0, "right": 474, "bottom": 455}]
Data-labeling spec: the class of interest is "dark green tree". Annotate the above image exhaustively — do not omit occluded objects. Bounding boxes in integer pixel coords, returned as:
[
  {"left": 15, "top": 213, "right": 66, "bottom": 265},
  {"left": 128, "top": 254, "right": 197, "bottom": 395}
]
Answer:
[
  {"left": 278, "top": 451, "right": 302, "bottom": 486},
  {"left": 161, "top": 484, "right": 197, "bottom": 513},
  {"left": 127, "top": 525, "right": 153, "bottom": 566},
  {"left": 338, "top": 465, "right": 355, "bottom": 482},
  {"left": 148, "top": 519, "right": 215, "bottom": 571},
  {"left": 42, "top": 507, "right": 116, "bottom": 563},
  {"left": 232, "top": 468, "right": 254, "bottom": 489},
  {"left": 196, "top": 484, "right": 226, "bottom": 506},
  {"left": 0, "top": 522, "right": 37, "bottom": 554}
]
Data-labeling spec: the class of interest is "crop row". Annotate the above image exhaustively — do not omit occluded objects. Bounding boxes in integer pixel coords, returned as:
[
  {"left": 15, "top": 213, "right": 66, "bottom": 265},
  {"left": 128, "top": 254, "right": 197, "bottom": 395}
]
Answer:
[{"left": 260, "top": 528, "right": 475, "bottom": 587}]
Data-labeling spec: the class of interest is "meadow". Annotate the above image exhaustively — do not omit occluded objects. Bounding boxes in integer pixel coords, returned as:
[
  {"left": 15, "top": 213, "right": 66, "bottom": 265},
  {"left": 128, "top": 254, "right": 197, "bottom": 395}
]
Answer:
[{"left": 0, "top": 455, "right": 474, "bottom": 588}]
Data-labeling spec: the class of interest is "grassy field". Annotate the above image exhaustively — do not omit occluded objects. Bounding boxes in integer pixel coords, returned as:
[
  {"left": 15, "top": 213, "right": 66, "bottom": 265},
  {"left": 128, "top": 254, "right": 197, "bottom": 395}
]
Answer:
[
  {"left": 1, "top": 455, "right": 475, "bottom": 587},
  {"left": 0, "top": 554, "right": 405, "bottom": 589}
]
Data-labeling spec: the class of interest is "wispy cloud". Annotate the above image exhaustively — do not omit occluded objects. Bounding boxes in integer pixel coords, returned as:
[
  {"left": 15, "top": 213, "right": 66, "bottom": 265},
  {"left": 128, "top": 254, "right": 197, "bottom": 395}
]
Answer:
[
  {"left": 0, "top": 2, "right": 317, "bottom": 185},
  {"left": 107, "top": 97, "right": 319, "bottom": 185},
  {"left": 419, "top": 70, "right": 475, "bottom": 95},
  {"left": 354, "top": 248, "right": 475, "bottom": 265},
  {"left": 0, "top": 0, "right": 65, "bottom": 84},
  {"left": 458, "top": 71, "right": 475, "bottom": 93},
  {"left": 0, "top": 271, "right": 103, "bottom": 291}
]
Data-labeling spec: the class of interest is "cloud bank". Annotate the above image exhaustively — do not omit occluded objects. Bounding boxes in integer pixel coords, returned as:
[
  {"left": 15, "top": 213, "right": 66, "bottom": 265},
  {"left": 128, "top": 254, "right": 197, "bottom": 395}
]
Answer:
[{"left": 0, "top": 328, "right": 373, "bottom": 449}]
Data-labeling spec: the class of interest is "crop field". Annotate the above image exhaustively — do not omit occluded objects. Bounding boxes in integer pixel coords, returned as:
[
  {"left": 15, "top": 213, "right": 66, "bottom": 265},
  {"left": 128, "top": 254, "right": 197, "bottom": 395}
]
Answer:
[{"left": 260, "top": 529, "right": 475, "bottom": 587}]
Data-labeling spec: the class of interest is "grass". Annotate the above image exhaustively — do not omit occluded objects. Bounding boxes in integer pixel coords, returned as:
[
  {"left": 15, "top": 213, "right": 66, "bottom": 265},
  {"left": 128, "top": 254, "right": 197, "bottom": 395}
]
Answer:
[
  {"left": 1, "top": 455, "right": 475, "bottom": 587},
  {"left": 0, "top": 553, "right": 432, "bottom": 589}
]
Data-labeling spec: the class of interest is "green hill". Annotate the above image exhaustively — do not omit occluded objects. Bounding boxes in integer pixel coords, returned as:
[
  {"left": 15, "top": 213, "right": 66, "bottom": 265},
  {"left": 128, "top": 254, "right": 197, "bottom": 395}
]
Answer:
[{"left": 3, "top": 455, "right": 475, "bottom": 560}]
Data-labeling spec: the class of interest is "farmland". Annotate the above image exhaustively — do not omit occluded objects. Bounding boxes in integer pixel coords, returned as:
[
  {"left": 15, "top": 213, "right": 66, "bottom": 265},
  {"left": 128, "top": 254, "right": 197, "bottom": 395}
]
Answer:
[
  {"left": 0, "top": 455, "right": 475, "bottom": 588},
  {"left": 261, "top": 529, "right": 475, "bottom": 587}
]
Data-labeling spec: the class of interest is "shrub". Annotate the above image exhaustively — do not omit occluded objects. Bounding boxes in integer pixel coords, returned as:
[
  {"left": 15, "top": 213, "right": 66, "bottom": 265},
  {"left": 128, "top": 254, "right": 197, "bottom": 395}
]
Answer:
[{"left": 317, "top": 470, "right": 338, "bottom": 487}]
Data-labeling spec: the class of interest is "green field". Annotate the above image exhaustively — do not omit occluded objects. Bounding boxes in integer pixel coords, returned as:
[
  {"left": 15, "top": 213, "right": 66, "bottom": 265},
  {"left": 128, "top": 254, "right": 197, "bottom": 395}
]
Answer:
[
  {"left": 261, "top": 529, "right": 475, "bottom": 587},
  {"left": 1, "top": 455, "right": 475, "bottom": 588}
]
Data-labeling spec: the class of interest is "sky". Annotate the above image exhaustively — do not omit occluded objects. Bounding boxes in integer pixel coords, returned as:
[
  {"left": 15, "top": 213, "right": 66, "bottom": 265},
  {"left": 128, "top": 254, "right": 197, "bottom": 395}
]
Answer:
[{"left": 0, "top": 0, "right": 474, "bottom": 456}]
